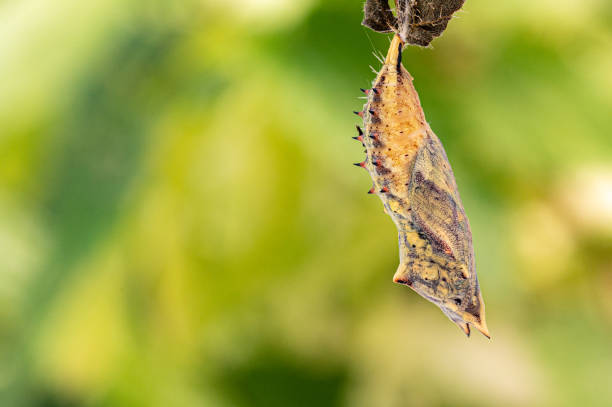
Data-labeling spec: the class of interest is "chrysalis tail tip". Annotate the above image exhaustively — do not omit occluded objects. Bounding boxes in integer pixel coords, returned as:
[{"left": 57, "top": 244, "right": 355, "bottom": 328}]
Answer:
[
  {"left": 458, "top": 319, "right": 489, "bottom": 339},
  {"left": 472, "top": 318, "right": 491, "bottom": 339},
  {"left": 457, "top": 321, "right": 470, "bottom": 337}
]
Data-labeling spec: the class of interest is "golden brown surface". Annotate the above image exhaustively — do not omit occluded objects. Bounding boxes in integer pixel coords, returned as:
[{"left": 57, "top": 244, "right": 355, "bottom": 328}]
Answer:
[{"left": 359, "top": 35, "right": 489, "bottom": 338}]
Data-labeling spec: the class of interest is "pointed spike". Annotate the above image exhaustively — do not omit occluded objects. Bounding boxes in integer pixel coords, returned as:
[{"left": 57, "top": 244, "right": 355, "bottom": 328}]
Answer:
[
  {"left": 374, "top": 159, "right": 381, "bottom": 167},
  {"left": 368, "top": 109, "right": 376, "bottom": 116},
  {"left": 367, "top": 186, "right": 375, "bottom": 194},
  {"left": 370, "top": 133, "right": 378, "bottom": 140},
  {"left": 353, "top": 162, "right": 366, "bottom": 168},
  {"left": 380, "top": 187, "right": 389, "bottom": 193},
  {"left": 356, "top": 125, "right": 363, "bottom": 136},
  {"left": 360, "top": 88, "right": 370, "bottom": 95},
  {"left": 352, "top": 136, "right": 364, "bottom": 142},
  {"left": 461, "top": 292, "right": 491, "bottom": 339},
  {"left": 474, "top": 321, "right": 491, "bottom": 339},
  {"left": 472, "top": 314, "right": 491, "bottom": 339},
  {"left": 458, "top": 322, "right": 471, "bottom": 337},
  {"left": 372, "top": 88, "right": 379, "bottom": 95},
  {"left": 393, "top": 264, "right": 410, "bottom": 284},
  {"left": 353, "top": 111, "right": 363, "bottom": 117}
]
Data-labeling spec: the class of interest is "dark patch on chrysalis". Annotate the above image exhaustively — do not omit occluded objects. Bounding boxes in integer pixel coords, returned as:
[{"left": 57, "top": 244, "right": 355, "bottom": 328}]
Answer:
[
  {"left": 367, "top": 112, "right": 381, "bottom": 124},
  {"left": 362, "top": 0, "right": 466, "bottom": 47},
  {"left": 396, "top": 41, "right": 402, "bottom": 72},
  {"left": 375, "top": 164, "right": 391, "bottom": 176}
]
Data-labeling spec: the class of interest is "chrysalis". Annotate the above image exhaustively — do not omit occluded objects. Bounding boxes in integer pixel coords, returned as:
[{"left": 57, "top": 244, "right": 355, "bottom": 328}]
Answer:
[{"left": 354, "top": 34, "right": 489, "bottom": 338}]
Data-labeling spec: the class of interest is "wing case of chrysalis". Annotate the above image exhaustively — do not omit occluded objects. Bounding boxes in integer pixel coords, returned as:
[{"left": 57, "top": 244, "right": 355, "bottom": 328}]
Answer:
[{"left": 355, "top": 34, "right": 489, "bottom": 338}]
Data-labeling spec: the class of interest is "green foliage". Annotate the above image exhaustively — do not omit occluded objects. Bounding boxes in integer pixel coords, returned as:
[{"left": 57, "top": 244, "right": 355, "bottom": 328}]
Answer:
[{"left": 1, "top": 0, "right": 612, "bottom": 406}]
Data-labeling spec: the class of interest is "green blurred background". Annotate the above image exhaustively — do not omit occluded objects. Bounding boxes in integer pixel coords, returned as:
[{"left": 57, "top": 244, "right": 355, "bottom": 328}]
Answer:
[{"left": 1, "top": 0, "right": 612, "bottom": 406}]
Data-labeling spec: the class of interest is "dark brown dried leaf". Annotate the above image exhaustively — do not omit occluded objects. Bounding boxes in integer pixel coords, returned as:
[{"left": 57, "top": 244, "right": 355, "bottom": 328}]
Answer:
[
  {"left": 362, "top": 0, "right": 397, "bottom": 34},
  {"left": 363, "top": 0, "right": 466, "bottom": 46}
]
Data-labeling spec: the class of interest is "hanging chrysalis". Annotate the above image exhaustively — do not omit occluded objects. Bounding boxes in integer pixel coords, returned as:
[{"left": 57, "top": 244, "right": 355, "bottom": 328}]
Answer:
[{"left": 354, "top": 1, "right": 489, "bottom": 338}]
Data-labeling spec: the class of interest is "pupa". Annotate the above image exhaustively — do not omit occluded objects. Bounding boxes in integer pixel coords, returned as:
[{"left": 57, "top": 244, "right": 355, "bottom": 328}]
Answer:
[{"left": 354, "top": 34, "right": 489, "bottom": 338}]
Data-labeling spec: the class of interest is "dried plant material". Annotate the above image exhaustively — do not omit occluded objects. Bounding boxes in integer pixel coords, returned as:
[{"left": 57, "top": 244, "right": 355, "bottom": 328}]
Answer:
[
  {"left": 362, "top": 0, "right": 466, "bottom": 46},
  {"left": 353, "top": 35, "right": 489, "bottom": 337},
  {"left": 362, "top": 0, "right": 397, "bottom": 34}
]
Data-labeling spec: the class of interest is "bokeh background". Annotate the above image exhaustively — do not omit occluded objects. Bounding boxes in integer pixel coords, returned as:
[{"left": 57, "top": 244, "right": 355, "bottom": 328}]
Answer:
[{"left": 1, "top": 0, "right": 612, "bottom": 405}]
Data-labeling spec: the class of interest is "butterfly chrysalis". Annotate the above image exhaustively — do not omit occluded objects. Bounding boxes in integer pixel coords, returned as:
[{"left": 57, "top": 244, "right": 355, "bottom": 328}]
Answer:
[{"left": 354, "top": 30, "right": 489, "bottom": 337}]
